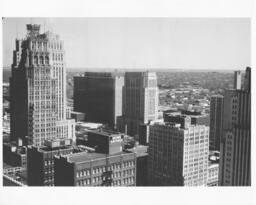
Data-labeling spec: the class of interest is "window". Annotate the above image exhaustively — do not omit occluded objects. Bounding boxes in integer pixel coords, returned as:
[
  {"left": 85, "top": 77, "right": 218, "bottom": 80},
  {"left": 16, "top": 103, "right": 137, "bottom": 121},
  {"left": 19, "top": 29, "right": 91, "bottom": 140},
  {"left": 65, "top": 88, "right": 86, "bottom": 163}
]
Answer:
[
  {"left": 40, "top": 56, "right": 44, "bottom": 64},
  {"left": 34, "top": 56, "right": 38, "bottom": 64},
  {"left": 45, "top": 56, "right": 49, "bottom": 64}
]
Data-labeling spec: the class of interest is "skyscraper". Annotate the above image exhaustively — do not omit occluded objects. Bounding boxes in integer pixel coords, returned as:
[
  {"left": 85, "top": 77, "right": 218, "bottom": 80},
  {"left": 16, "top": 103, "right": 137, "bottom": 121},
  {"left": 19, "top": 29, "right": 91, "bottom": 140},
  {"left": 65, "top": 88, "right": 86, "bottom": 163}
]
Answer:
[
  {"left": 209, "top": 95, "right": 224, "bottom": 150},
  {"left": 117, "top": 72, "right": 158, "bottom": 138},
  {"left": 234, "top": 71, "right": 242, "bottom": 90},
  {"left": 219, "top": 67, "right": 251, "bottom": 186},
  {"left": 10, "top": 24, "right": 75, "bottom": 147},
  {"left": 148, "top": 117, "right": 209, "bottom": 186},
  {"left": 73, "top": 72, "right": 124, "bottom": 128}
]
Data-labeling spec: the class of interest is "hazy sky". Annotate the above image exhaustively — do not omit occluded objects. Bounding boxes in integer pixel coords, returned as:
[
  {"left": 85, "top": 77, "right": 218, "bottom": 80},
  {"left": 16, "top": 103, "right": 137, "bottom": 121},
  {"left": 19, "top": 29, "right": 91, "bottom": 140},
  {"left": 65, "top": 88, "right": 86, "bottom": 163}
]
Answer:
[{"left": 2, "top": 18, "right": 250, "bottom": 70}]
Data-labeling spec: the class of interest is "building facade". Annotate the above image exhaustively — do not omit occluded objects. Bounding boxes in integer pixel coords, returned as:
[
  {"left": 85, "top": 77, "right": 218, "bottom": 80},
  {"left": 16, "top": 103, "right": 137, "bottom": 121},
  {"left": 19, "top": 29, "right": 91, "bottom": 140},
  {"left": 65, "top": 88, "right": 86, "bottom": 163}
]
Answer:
[
  {"left": 27, "top": 138, "right": 78, "bottom": 186},
  {"left": 234, "top": 70, "right": 242, "bottom": 90},
  {"left": 117, "top": 72, "right": 158, "bottom": 138},
  {"left": 126, "top": 145, "right": 148, "bottom": 186},
  {"left": 207, "top": 163, "right": 219, "bottom": 186},
  {"left": 148, "top": 118, "right": 209, "bottom": 186},
  {"left": 207, "top": 151, "right": 219, "bottom": 186},
  {"left": 87, "top": 130, "right": 124, "bottom": 154},
  {"left": 219, "top": 67, "right": 251, "bottom": 186},
  {"left": 74, "top": 72, "right": 124, "bottom": 128},
  {"left": 54, "top": 151, "right": 136, "bottom": 186},
  {"left": 10, "top": 24, "right": 75, "bottom": 146},
  {"left": 209, "top": 95, "right": 224, "bottom": 150},
  {"left": 3, "top": 143, "right": 27, "bottom": 169}
]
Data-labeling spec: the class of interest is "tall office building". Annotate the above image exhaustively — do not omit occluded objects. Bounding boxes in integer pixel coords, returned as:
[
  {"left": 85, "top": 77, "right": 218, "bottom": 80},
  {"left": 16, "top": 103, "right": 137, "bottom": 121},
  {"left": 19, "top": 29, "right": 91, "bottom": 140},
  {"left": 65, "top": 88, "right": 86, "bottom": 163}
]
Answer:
[
  {"left": 209, "top": 95, "right": 224, "bottom": 150},
  {"left": 219, "top": 67, "right": 251, "bottom": 186},
  {"left": 148, "top": 116, "right": 209, "bottom": 186},
  {"left": 10, "top": 24, "right": 75, "bottom": 146},
  {"left": 74, "top": 72, "right": 124, "bottom": 128},
  {"left": 117, "top": 72, "right": 158, "bottom": 138},
  {"left": 234, "top": 70, "right": 242, "bottom": 90}
]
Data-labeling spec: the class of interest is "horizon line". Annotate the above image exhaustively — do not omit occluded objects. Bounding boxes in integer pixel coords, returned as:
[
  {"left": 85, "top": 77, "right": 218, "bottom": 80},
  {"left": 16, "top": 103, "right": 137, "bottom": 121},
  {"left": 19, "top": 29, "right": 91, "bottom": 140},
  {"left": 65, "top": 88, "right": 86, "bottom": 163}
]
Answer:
[{"left": 3, "top": 66, "right": 241, "bottom": 72}]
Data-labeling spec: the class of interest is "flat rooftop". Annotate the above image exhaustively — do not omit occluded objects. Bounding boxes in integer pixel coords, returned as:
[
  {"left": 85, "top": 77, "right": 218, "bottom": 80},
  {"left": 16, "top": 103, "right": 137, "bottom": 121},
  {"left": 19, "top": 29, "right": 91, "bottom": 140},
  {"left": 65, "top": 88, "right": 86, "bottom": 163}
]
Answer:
[
  {"left": 65, "top": 151, "right": 132, "bottom": 164},
  {"left": 89, "top": 129, "right": 121, "bottom": 137},
  {"left": 76, "top": 122, "right": 103, "bottom": 129},
  {"left": 126, "top": 145, "right": 148, "bottom": 157},
  {"left": 38, "top": 145, "right": 75, "bottom": 152},
  {"left": 71, "top": 111, "right": 85, "bottom": 115}
]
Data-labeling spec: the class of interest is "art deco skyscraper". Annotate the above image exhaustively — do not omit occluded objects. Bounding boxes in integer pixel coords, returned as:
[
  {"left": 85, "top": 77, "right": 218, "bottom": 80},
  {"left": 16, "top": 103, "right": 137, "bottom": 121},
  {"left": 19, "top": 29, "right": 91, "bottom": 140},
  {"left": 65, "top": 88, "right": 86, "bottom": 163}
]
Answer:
[
  {"left": 10, "top": 24, "right": 75, "bottom": 147},
  {"left": 219, "top": 67, "right": 251, "bottom": 186},
  {"left": 209, "top": 95, "right": 224, "bottom": 151},
  {"left": 117, "top": 72, "right": 158, "bottom": 138}
]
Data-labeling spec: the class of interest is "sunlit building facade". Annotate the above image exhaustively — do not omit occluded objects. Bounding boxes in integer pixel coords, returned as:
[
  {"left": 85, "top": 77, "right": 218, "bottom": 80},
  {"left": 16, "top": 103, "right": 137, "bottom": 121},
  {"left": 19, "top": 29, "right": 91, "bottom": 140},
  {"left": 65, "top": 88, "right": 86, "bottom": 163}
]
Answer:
[{"left": 10, "top": 24, "right": 75, "bottom": 146}]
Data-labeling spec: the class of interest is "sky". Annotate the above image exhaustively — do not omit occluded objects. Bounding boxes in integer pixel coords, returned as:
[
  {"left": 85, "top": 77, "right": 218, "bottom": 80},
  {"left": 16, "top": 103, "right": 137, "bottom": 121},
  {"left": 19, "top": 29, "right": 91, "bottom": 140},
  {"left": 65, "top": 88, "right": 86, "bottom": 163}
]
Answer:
[{"left": 2, "top": 18, "right": 251, "bottom": 70}]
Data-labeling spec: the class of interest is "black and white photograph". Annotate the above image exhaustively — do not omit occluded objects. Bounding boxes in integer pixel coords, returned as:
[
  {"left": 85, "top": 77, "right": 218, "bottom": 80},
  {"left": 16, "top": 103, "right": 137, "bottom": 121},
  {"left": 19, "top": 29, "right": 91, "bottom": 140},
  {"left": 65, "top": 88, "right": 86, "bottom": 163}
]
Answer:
[{"left": 0, "top": 0, "right": 255, "bottom": 204}]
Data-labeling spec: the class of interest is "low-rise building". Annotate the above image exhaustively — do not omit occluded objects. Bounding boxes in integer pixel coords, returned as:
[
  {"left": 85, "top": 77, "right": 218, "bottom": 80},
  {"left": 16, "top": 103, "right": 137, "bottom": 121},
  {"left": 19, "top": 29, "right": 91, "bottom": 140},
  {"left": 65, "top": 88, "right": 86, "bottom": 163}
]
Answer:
[
  {"left": 54, "top": 151, "right": 136, "bottom": 186},
  {"left": 207, "top": 163, "right": 219, "bottom": 186},
  {"left": 126, "top": 145, "right": 148, "bottom": 186},
  {"left": 3, "top": 143, "right": 27, "bottom": 169},
  {"left": 27, "top": 138, "right": 81, "bottom": 186},
  {"left": 207, "top": 151, "right": 219, "bottom": 186}
]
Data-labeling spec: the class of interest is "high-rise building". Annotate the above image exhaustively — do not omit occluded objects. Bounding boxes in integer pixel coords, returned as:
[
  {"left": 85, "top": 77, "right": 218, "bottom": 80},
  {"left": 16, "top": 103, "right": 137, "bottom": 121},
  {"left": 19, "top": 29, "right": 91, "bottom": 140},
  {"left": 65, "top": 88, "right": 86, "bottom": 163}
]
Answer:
[
  {"left": 234, "top": 70, "right": 242, "bottom": 90},
  {"left": 219, "top": 67, "right": 251, "bottom": 186},
  {"left": 209, "top": 95, "right": 224, "bottom": 150},
  {"left": 74, "top": 72, "right": 124, "bottom": 128},
  {"left": 10, "top": 24, "right": 75, "bottom": 146},
  {"left": 148, "top": 117, "right": 209, "bottom": 186},
  {"left": 117, "top": 72, "right": 158, "bottom": 138}
]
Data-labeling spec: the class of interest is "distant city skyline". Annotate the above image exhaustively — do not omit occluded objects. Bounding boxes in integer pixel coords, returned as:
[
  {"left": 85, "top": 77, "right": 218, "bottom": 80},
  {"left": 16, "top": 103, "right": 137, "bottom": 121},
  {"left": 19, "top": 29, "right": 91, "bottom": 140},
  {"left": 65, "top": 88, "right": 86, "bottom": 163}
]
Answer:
[{"left": 3, "top": 18, "right": 250, "bottom": 70}]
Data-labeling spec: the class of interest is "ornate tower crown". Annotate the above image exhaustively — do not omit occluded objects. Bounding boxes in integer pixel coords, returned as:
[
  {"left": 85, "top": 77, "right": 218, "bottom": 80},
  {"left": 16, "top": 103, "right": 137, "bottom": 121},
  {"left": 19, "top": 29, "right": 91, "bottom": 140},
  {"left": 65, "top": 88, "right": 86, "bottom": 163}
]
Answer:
[{"left": 26, "top": 24, "right": 40, "bottom": 38}]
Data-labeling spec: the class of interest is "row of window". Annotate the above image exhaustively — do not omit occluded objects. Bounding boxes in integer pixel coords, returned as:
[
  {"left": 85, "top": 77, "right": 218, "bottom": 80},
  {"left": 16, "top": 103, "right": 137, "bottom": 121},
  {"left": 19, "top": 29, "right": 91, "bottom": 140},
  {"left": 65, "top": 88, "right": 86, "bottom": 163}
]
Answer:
[
  {"left": 52, "top": 53, "right": 64, "bottom": 61},
  {"left": 76, "top": 177, "right": 135, "bottom": 186},
  {"left": 44, "top": 160, "right": 54, "bottom": 166},
  {"left": 44, "top": 168, "right": 54, "bottom": 175},
  {"left": 31, "top": 41, "right": 62, "bottom": 51},
  {"left": 33, "top": 56, "right": 49, "bottom": 65},
  {"left": 76, "top": 162, "right": 135, "bottom": 178}
]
